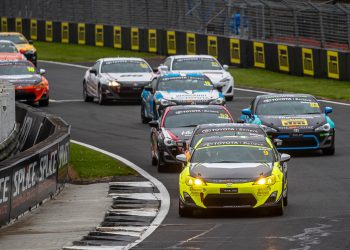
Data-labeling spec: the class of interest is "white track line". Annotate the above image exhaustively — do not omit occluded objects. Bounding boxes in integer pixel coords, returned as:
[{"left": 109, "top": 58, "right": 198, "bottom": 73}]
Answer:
[
  {"left": 109, "top": 181, "right": 154, "bottom": 188},
  {"left": 50, "top": 99, "right": 83, "bottom": 103},
  {"left": 39, "top": 60, "right": 350, "bottom": 107},
  {"left": 70, "top": 140, "right": 170, "bottom": 250}
]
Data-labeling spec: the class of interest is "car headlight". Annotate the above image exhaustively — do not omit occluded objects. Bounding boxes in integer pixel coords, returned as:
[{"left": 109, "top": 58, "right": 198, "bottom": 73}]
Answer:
[
  {"left": 185, "top": 177, "right": 205, "bottom": 186},
  {"left": 220, "top": 77, "right": 231, "bottom": 83},
  {"left": 108, "top": 81, "right": 120, "bottom": 87},
  {"left": 315, "top": 123, "right": 331, "bottom": 132},
  {"left": 261, "top": 125, "right": 278, "bottom": 133},
  {"left": 159, "top": 99, "right": 176, "bottom": 107},
  {"left": 164, "top": 138, "right": 176, "bottom": 147},
  {"left": 209, "top": 98, "right": 225, "bottom": 105},
  {"left": 254, "top": 175, "right": 276, "bottom": 185}
]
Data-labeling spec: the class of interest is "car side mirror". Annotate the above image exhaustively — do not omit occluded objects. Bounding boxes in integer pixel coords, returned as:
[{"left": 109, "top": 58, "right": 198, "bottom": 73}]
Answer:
[
  {"left": 144, "top": 85, "right": 153, "bottom": 92},
  {"left": 223, "top": 65, "right": 229, "bottom": 71},
  {"left": 176, "top": 154, "right": 187, "bottom": 163},
  {"left": 39, "top": 69, "right": 46, "bottom": 75},
  {"left": 149, "top": 120, "right": 159, "bottom": 128},
  {"left": 242, "top": 108, "right": 252, "bottom": 117},
  {"left": 28, "top": 40, "right": 33, "bottom": 45},
  {"left": 89, "top": 68, "right": 97, "bottom": 75},
  {"left": 280, "top": 153, "right": 291, "bottom": 163},
  {"left": 324, "top": 106, "right": 333, "bottom": 115},
  {"left": 215, "top": 83, "right": 224, "bottom": 92},
  {"left": 152, "top": 67, "right": 158, "bottom": 73},
  {"left": 158, "top": 65, "right": 169, "bottom": 72},
  {"left": 19, "top": 49, "right": 25, "bottom": 54}
]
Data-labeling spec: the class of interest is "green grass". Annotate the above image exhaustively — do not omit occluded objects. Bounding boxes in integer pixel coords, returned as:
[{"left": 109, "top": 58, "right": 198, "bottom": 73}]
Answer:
[
  {"left": 70, "top": 143, "right": 136, "bottom": 179},
  {"left": 34, "top": 41, "right": 160, "bottom": 62}
]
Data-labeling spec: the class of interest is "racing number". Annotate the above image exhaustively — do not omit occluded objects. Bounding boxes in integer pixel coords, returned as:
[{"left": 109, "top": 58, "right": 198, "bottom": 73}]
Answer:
[
  {"left": 167, "top": 31, "right": 176, "bottom": 55},
  {"left": 230, "top": 38, "right": 240, "bottom": 64},
  {"left": 148, "top": 29, "right": 157, "bottom": 53},
  {"left": 302, "top": 48, "right": 314, "bottom": 76},
  {"left": 15, "top": 18, "right": 22, "bottom": 33},
  {"left": 1, "top": 17, "right": 7, "bottom": 32},
  {"left": 207, "top": 36, "right": 218, "bottom": 58},
  {"left": 131, "top": 27, "right": 139, "bottom": 51},
  {"left": 278, "top": 44, "right": 289, "bottom": 72},
  {"left": 30, "top": 19, "right": 37, "bottom": 40},
  {"left": 186, "top": 33, "right": 196, "bottom": 55},
  {"left": 113, "top": 26, "right": 122, "bottom": 49},
  {"left": 61, "top": 22, "right": 69, "bottom": 43},
  {"left": 45, "top": 21, "right": 53, "bottom": 42},
  {"left": 253, "top": 42, "right": 265, "bottom": 68},
  {"left": 327, "top": 50, "right": 339, "bottom": 79},
  {"left": 78, "top": 23, "right": 86, "bottom": 45},
  {"left": 95, "top": 24, "right": 104, "bottom": 47}
]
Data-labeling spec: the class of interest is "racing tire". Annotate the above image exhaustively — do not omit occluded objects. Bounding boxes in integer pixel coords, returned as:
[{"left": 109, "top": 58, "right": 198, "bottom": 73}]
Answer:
[
  {"left": 83, "top": 82, "right": 93, "bottom": 102},
  {"left": 271, "top": 199, "right": 284, "bottom": 216},
  {"left": 151, "top": 141, "right": 158, "bottom": 166},
  {"left": 141, "top": 102, "right": 151, "bottom": 124},
  {"left": 225, "top": 96, "right": 234, "bottom": 101},
  {"left": 157, "top": 151, "right": 166, "bottom": 172},
  {"left": 322, "top": 146, "right": 335, "bottom": 156},
  {"left": 179, "top": 199, "right": 193, "bottom": 217},
  {"left": 98, "top": 86, "right": 106, "bottom": 105},
  {"left": 39, "top": 98, "right": 49, "bottom": 107},
  {"left": 283, "top": 189, "right": 288, "bottom": 207}
]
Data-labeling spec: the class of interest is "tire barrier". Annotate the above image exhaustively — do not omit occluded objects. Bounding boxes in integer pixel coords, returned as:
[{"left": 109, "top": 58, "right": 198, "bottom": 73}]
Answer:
[
  {"left": 0, "top": 102, "right": 70, "bottom": 227},
  {"left": 1, "top": 17, "right": 350, "bottom": 81}
]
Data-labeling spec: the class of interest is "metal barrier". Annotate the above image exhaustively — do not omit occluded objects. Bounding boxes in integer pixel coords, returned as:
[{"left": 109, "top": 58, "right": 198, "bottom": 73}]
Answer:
[{"left": 0, "top": 83, "right": 15, "bottom": 144}]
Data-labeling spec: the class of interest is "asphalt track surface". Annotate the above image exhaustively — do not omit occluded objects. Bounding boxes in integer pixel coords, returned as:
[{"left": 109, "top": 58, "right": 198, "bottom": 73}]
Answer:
[{"left": 40, "top": 61, "right": 350, "bottom": 250}]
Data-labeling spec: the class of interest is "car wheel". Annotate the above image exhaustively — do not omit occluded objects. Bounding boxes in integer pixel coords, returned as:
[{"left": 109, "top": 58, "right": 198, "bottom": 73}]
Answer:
[
  {"left": 39, "top": 98, "right": 49, "bottom": 107},
  {"left": 225, "top": 96, "right": 234, "bottom": 101},
  {"left": 179, "top": 199, "right": 193, "bottom": 217},
  {"left": 141, "top": 102, "right": 151, "bottom": 124},
  {"left": 157, "top": 150, "right": 166, "bottom": 172},
  {"left": 153, "top": 104, "right": 159, "bottom": 120},
  {"left": 283, "top": 187, "right": 288, "bottom": 207},
  {"left": 271, "top": 199, "right": 284, "bottom": 216},
  {"left": 98, "top": 86, "right": 106, "bottom": 105},
  {"left": 151, "top": 139, "right": 158, "bottom": 166},
  {"left": 322, "top": 146, "right": 335, "bottom": 155},
  {"left": 83, "top": 82, "right": 93, "bottom": 102}
]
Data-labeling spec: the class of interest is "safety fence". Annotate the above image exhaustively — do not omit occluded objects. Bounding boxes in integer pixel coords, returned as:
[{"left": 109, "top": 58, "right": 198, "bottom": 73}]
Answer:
[
  {"left": 0, "top": 102, "right": 70, "bottom": 226},
  {"left": 1, "top": 16, "right": 349, "bottom": 81}
]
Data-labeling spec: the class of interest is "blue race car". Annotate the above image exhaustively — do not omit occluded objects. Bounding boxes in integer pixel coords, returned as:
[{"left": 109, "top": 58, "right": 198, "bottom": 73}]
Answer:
[
  {"left": 140, "top": 73, "right": 225, "bottom": 123},
  {"left": 240, "top": 94, "right": 335, "bottom": 155}
]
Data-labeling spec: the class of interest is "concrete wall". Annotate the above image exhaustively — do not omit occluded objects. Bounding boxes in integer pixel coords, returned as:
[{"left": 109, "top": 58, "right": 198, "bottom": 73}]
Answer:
[{"left": 0, "top": 83, "right": 15, "bottom": 143}]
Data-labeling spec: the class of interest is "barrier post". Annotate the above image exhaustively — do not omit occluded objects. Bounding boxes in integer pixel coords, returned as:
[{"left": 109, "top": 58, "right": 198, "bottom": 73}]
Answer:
[
  {"left": 230, "top": 38, "right": 240, "bottom": 65},
  {"left": 45, "top": 21, "right": 53, "bottom": 42},
  {"left": 302, "top": 48, "right": 314, "bottom": 76},
  {"left": 1, "top": 17, "right": 8, "bottom": 32},
  {"left": 15, "top": 18, "right": 22, "bottom": 33},
  {"left": 327, "top": 50, "right": 339, "bottom": 79},
  {"left": 186, "top": 33, "right": 196, "bottom": 55},
  {"left": 278, "top": 44, "right": 289, "bottom": 72},
  {"left": 207, "top": 36, "right": 218, "bottom": 58},
  {"left": 148, "top": 29, "right": 157, "bottom": 53},
  {"left": 95, "top": 24, "right": 104, "bottom": 47},
  {"left": 253, "top": 42, "right": 265, "bottom": 68},
  {"left": 61, "top": 22, "right": 69, "bottom": 43},
  {"left": 30, "top": 19, "right": 37, "bottom": 40},
  {"left": 113, "top": 26, "right": 122, "bottom": 49},
  {"left": 131, "top": 27, "right": 139, "bottom": 51},
  {"left": 167, "top": 31, "right": 176, "bottom": 55},
  {"left": 78, "top": 23, "right": 86, "bottom": 45}
]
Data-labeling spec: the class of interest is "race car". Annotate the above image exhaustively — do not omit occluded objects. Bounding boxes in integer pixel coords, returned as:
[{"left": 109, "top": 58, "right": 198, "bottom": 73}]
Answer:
[
  {"left": 240, "top": 94, "right": 335, "bottom": 155},
  {"left": 159, "top": 55, "right": 234, "bottom": 101},
  {"left": 0, "top": 60, "right": 49, "bottom": 106},
  {"left": 141, "top": 73, "right": 225, "bottom": 122},
  {"left": 83, "top": 57, "right": 155, "bottom": 104},
  {"left": 177, "top": 136, "right": 290, "bottom": 216},
  {"left": 0, "top": 32, "right": 37, "bottom": 65},
  {"left": 187, "top": 123, "right": 267, "bottom": 154},
  {"left": 149, "top": 105, "right": 234, "bottom": 172},
  {"left": 0, "top": 40, "right": 26, "bottom": 61}
]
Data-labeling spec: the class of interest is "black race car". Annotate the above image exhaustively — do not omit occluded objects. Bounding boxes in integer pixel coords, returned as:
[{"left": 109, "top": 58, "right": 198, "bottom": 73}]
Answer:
[
  {"left": 149, "top": 105, "right": 234, "bottom": 172},
  {"left": 240, "top": 94, "right": 335, "bottom": 155}
]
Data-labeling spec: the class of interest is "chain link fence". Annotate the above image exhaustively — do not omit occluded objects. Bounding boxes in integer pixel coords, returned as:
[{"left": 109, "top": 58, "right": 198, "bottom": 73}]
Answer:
[{"left": 1, "top": 0, "right": 350, "bottom": 50}]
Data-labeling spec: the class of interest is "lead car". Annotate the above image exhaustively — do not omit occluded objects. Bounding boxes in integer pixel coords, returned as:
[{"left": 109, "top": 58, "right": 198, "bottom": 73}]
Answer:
[{"left": 177, "top": 136, "right": 290, "bottom": 217}]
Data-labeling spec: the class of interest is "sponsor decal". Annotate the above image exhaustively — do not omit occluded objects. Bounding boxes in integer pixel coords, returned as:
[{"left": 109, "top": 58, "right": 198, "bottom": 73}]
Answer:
[
  {"left": 281, "top": 118, "right": 308, "bottom": 127},
  {"left": 201, "top": 141, "right": 267, "bottom": 147},
  {"left": 0, "top": 176, "right": 10, "bottom": 205}
]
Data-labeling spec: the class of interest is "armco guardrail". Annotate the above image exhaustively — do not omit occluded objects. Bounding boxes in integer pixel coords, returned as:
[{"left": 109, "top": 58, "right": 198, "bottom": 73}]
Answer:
[
  {"left": 0, "top": 102, "right": 70, "bottom": 226},
  {"left": 1, "top": 16, "right": 349, "bottom": 81},
  {"left": 0, "top": 83, "right": 15, "bottom": 143}
]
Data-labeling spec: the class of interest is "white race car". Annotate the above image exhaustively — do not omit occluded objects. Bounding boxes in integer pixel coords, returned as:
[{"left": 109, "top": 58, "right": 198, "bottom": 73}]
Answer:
[
  {"left": 159, "top": 55, "right": 234, "bottom": 101},
  {"left": 83, "top": 57, "right": 155, "bottom": 104}
]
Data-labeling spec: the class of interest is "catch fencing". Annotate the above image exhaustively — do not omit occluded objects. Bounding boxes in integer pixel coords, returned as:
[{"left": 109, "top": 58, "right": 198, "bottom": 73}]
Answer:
[{"left": 1, "top": 0, "right": 350, "bottom": 51}]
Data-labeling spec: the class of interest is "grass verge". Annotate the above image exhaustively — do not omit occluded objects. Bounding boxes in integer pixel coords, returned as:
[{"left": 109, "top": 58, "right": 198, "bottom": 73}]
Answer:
[
  {"left": 69, "top": 142, "right": 137, "bottom": 182},
  {"left": 35, "top": 41, "right": 350, "bottom": 102}
]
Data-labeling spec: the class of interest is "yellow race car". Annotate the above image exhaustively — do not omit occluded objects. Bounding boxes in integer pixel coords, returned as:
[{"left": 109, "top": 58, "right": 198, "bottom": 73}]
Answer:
[
  {"left": 176, "top": 136, "right": 290, "bottom": 217},
  {"left": 0, "top": 32, "right": 37, "bottom": 65}
]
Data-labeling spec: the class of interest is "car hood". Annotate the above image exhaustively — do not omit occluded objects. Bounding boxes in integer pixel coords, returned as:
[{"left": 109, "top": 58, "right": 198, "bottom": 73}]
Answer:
[
  {"left": 101, "top": 72, "right": 153, "bottom": 82},
  {"left": 259, "top": 114, "right": 326, "bottom": 131},
  {"left": 174, "top": 70, "right": 228, "bottom": 83},
  {"left": 15, "top": 44, "right": 35, "bottom": 51},
  {"left": 163, "top": 127, "right": 195, "bottom": 141},
  {"left": 157, "top": 90, "right": 220, "bottom": 101},
  {"left": 0, "top": 74, "right": 41, "bottom": 85},
  {"left": 190, "top": 162, "right": 273, "bottom": 180}
]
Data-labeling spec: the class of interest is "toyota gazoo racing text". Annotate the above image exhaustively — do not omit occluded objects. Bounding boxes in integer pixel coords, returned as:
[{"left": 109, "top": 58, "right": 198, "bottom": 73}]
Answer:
[
  {"left": 0, "top": 40, "right": 26, "bottom": 61},
  {"left": 159, "top": 55, "right": 234, "bottom": 101},
  {"left": 0, "top": 32, "right": 37, "bottom": 65},
  {"left": 83, "top": 57, "right": 155, "bottom": 104},
  {"left": 240, "top": 94, "right": 335, "bottom": 155},
  {"left": 149, "top": 105, "right": 234, "bottom": 172},
  {"left": 141, "top": 73, "right": 225, "bottom": 122},
  {"left": 0, "top": 60, "right": 49, "bottom": 106},
  {"left": 177, "top": 136, "right": 290, "bottom": 217}
]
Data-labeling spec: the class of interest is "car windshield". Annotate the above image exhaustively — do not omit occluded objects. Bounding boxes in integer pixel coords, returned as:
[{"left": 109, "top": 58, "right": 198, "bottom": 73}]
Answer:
[
  {"left": 0, "top": 34, "right": 28, "bottom": 44},
  {"left": 191, "top": 145, "right": 274, "bottom": 163},
  {"left": 172, "top": 58, "right": 222, "bottom": 71},
  {"left": 0, "top": 62, "right": 37, "bottom": 75},
  {"left": 256, "top": 98, "right": 322, "bottom": 115},
  {"left": 164, "top": 110, "right": 231, "bottom": 128},
  {"left": 101, "top": 61, "right": 151, "bottom": 73},
  {"left": 158, "top": 77, "right": 213, "bottom": 91},
  {"left": 0, "top": 43, "right": 17, "bottom": 52}
]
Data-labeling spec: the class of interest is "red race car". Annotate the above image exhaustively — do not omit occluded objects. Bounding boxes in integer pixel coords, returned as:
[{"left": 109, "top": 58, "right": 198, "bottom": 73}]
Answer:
[
  {"left": 0, "top": 40, "right": 26, "bottom": 61},
  {"left": 0, "top": 60, "right": 49, "bottom": 106}
]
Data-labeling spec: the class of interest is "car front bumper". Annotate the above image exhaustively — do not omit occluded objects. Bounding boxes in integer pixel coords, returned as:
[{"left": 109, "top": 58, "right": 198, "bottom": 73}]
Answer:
[{"left": 15, "top": 85, "right": 48, "bottom": 102}]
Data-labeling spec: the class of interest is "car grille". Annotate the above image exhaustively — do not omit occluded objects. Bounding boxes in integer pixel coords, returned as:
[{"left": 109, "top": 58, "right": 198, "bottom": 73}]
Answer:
[
  {"left": 15, "top": 91, "right": 36, "bottom": 101},
  {"left": 203, "top": 194, "right": 257, "bottom": 208},
  {"left": 173, "top": 99, "right": 211, "bottom": 105},
  {"left": 204, "top": 178, "right": 254, "bottom": 184},
  {"left": 278, "top": 135, "right": 318, "bottom": 148}
]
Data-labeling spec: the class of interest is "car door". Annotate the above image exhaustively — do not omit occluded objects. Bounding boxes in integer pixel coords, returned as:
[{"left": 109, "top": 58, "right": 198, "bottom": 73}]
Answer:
[{"left": 88, "top": 61, "right": 101, "bottom": 97}]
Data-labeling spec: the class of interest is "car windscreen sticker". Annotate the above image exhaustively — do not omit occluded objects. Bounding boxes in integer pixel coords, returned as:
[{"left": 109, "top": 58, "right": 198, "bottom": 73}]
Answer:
[
  {"left": 199, "top": 127, "right": 262, "bottom": 135},
  {"left": 176, "top": 58, "right": 214, "bottom": 62},
  {"left": 211, "top": 61, "right": 219, "bottom": 67},
  {"left": 261, "top": 96, "right": 315, "bottom": 104},
  {"left": 310, "top": 102, "right": 319, "bottom": 108},
  {"left": 27, "top": 67, "right": 35, "bottom": 72},
  {"left": 140, "top": 62, "right": 148, "bottom": 68},
  {"left": 263, "top": 149, "right": 269, "bottom": 156},
  {"left": 104, "top": 60, "right": 142, "bottom": 65},
  {"left": 174, "top": 109, "right": 219, "bottom": 115},
  {"left": 200, "top": 140, "right": 266, "bottom": 148},
  {"left": 218, "top": 113, "right": 230, "bottom": 119},
  {"left": 204, "top": 80, "right": 211, "bottom": 86},
  {"left": 281, "top": 118, "right": 308, "bottom": 127},
  {"left": 162, "top": 76, "right": 204, "bottom": 82}
]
